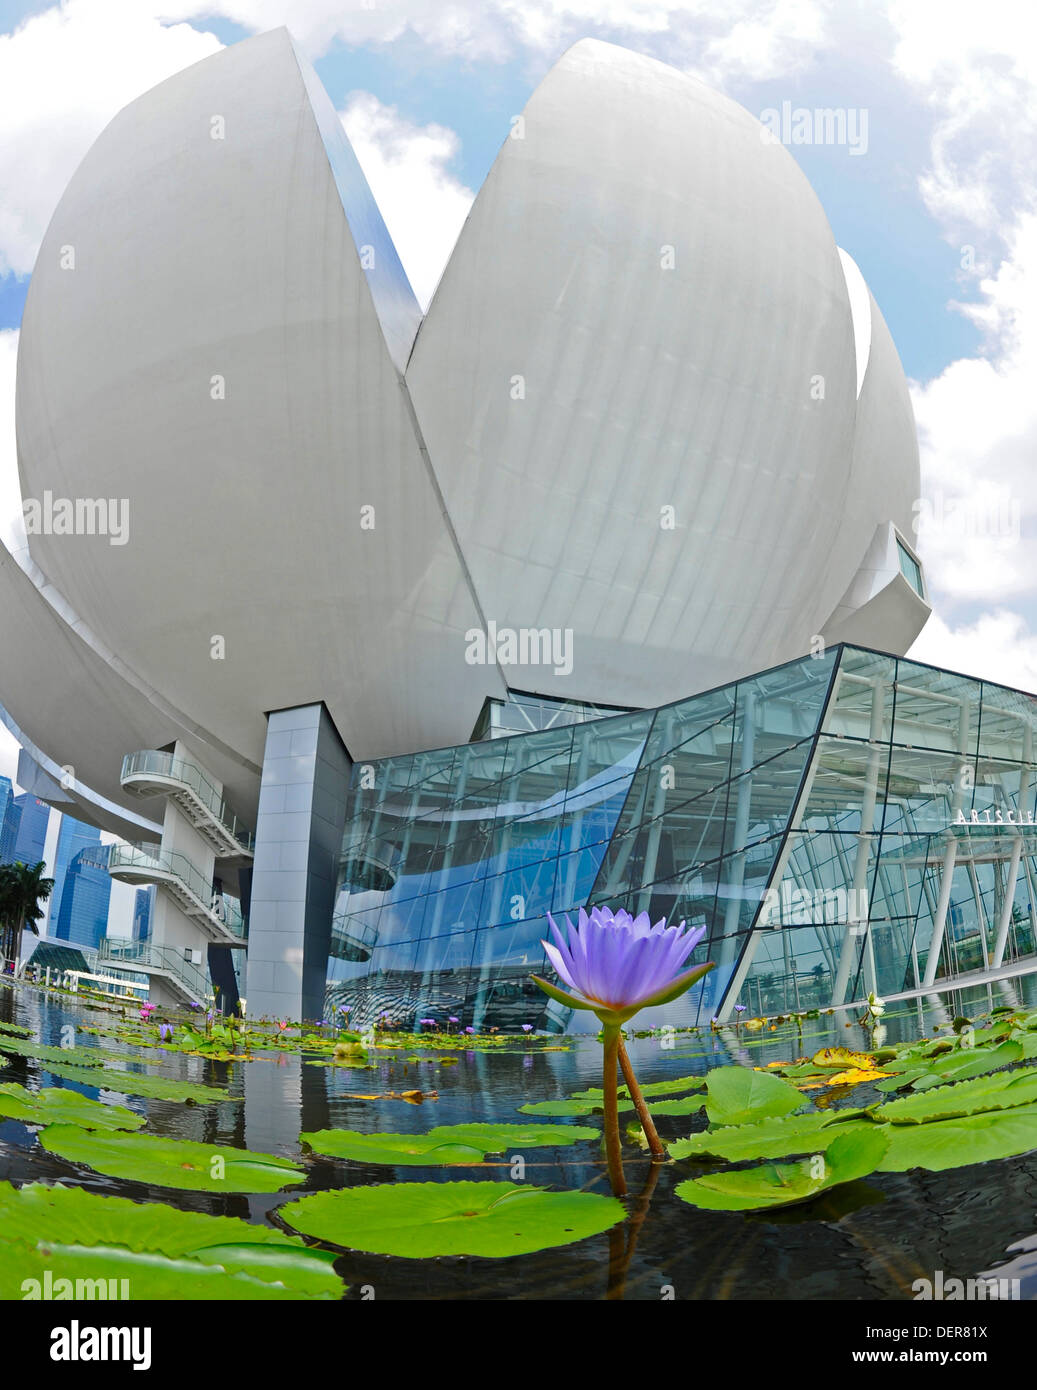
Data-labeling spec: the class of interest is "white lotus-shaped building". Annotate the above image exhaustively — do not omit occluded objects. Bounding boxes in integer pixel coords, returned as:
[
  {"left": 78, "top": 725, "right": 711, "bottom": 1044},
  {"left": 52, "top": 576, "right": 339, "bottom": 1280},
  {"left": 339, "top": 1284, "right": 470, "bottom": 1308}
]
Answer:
[
  {"left": 1, "top": 30, "right": 937, "bottom": 1022},
  {"left": 5, "top": 28, "right": 927, "bottom": 836}
]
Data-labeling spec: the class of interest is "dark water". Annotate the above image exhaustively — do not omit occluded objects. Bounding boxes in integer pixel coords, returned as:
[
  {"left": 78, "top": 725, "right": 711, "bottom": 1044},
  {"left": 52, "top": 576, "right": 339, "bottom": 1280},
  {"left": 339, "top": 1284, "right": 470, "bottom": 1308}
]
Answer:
[{"left": 2, "top": 975, "right": 1037, "bottom": 1300}]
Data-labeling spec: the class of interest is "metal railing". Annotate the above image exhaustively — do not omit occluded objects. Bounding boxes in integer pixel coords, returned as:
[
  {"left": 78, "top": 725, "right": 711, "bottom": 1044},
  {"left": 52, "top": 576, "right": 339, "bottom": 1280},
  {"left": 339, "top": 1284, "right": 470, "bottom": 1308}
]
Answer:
[
  {"left": 120, "top": 750, "right": 255, "bottom": 853},
  {"left": 98, "top": 938, "right": 210, "bottom": 1004},
  {"left": 107, "top": 844, "right": 245, "bottom": 939}
]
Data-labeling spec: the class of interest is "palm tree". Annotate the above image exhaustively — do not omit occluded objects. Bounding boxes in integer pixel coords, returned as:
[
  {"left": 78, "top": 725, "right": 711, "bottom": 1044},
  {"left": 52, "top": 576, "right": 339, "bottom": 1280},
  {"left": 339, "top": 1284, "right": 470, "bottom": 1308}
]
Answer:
[
  {"left": 0, "top": 867, "right": 16, "bottom": 963},
  {"left": 0, "top": 861, "right": 54, "bottom": 966}
]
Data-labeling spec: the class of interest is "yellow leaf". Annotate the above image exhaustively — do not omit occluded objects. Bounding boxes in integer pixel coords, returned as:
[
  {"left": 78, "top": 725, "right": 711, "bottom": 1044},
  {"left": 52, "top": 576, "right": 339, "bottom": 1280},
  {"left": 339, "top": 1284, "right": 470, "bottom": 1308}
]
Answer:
[
  {"left": 811, "top": 1046, "right": 875, "bottom": 1069},
  {"left": 824, "top": 1066, "right": 892, "bottom": 1085}
]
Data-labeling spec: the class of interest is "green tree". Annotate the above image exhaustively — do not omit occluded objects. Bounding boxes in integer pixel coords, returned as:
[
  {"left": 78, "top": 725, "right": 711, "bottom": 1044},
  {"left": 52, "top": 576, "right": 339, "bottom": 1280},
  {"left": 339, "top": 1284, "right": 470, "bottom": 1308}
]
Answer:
[{"left": 0, "top": 861, "right": 54, "bottom": 965}]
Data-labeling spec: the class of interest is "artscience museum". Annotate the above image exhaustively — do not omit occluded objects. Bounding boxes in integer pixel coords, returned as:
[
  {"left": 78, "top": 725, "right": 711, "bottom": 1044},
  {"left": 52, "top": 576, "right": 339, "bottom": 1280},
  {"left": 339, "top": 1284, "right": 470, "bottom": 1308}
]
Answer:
[{"left": 4, "top": 27, "right": 1034, "bottom": 1029}]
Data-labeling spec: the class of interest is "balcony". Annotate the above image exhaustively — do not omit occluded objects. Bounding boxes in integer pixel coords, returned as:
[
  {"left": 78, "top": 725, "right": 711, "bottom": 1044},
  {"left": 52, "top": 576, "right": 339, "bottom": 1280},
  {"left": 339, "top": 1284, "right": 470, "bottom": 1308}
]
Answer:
[
  {"left": 107, "top": 844, "right": 246, "bottom": 948},
  {"left": 97, "top": 938, "right": 209, "bottom": 1007},
  {"left": 120, "top": 750, "right": 254, "bottom": 859}
]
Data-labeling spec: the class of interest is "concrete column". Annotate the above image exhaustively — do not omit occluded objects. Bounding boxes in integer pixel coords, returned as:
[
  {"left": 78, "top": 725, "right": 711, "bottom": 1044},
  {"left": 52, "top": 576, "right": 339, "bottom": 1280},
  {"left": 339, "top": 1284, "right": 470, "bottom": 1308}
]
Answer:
[{"left": 246, "top": 704, "right": 352, "bottom": 1022}]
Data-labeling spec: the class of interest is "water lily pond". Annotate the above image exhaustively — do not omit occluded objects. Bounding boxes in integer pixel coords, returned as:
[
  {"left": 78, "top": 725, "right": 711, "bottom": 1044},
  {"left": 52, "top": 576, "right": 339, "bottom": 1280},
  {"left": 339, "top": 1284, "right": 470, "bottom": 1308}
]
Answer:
[{"left": 2, "top": 974, "right": 1037, "bottom": 1300}]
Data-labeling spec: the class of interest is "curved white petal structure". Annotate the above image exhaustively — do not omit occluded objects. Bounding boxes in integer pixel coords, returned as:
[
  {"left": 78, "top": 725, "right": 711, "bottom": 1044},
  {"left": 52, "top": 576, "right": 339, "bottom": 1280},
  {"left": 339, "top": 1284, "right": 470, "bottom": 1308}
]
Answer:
[
  {"left": 821, "top": 253, "right": 930, "bottom": 649},
  {"left": 408, "top": 39, "right": 865, "bottom": 705},
  {"left": 8, "top": 30, "right": 925, "bottom": 830}
]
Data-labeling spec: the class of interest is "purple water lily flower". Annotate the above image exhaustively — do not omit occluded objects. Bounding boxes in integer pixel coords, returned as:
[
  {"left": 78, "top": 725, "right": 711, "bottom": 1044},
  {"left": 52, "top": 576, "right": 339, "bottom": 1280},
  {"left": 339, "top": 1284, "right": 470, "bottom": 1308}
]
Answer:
[
  {"left": 419, "top": 1018, "right": 436, "bottom": 1026},
  {"left": 448, "top": 1016, "right": 459, "bottom": 1024},
  {"left": 533, "top": 906, "right": 713, "bottom": 1024},
  {"left": 521, "top": 1023, "right": 534, "bottom": 1033},
  {"left": 158, "top": 1023, "right": 174, "bottom": 1042},
  {"left": 464, "top": 1026, "right": 476, "bottom": 1034},
  {"left": 531, "top": 905, "right": 715, "bottom": 1198}
]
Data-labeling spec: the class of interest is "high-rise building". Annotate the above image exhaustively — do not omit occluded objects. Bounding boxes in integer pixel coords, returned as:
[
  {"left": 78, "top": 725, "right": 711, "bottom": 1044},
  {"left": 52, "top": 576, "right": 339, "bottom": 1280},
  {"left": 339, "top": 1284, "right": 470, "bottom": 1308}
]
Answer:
[
  {"left": 53, "top": 843, "right": 112, "bottom": 952},
  {"left": 0, "top": 776, "right": 15, "bottom": 863},
  {"left": 48, "top": 816, "right": 103, "bottom": 931},
  {"left": 132, "top": 885, "right": 154, "bottom": 942},
  {"left": 10, "top": 795, "right": 49, "bottom": 868}
]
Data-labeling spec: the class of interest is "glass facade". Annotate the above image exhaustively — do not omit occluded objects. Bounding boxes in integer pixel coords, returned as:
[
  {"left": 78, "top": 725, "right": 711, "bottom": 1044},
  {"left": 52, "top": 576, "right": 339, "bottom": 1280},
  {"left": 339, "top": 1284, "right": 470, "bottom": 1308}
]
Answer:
[
  {"left": 326, "top": 645, "right": 1037, "bottom": 1031},
  {"left": 48, "top": 815, "right": 103, "bottom": 930},
  {"left": 53, "top": 843, "right": 112, "bottom": 951},
  {"left": 10, "top": 794, "right": 48, "bottom": 866}
]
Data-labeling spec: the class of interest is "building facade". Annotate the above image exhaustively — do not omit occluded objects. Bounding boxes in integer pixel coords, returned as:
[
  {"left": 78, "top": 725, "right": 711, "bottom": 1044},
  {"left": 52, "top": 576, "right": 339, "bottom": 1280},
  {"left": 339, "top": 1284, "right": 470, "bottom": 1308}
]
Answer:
[
  {"left": 326, "top": 646, "right": 1037, "bottom": 1028},
  {"left": 47, "top": 816, "right": 102, "bottom": 930},
  {"left": 53, "top": 843, "right": 112, "bottom": 952}
]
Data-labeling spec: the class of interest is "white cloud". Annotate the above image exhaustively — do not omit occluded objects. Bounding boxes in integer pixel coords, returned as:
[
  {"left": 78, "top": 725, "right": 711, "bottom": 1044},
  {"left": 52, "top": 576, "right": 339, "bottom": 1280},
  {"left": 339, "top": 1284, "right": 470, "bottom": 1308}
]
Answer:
[
  {"left": 909, "top": 215, "right": 1037, "bottom": 608},
  {"left": 0, "top": 0, "right": 221, "bottom": 278},
  {"left": 910, "top": 609, "right": 1037, "bottom": 693},
  {"left": 889, "top": 0, "right": 1037, "bottom": 243},
  {"left": 159, "top": 0, "right": 833, "bottom": 79},
  {"left": 0, "top": 722, "right": 21, "bottom": 787},
  {"left": 340, "top": 93, "right": 474, "bottom": 310}
]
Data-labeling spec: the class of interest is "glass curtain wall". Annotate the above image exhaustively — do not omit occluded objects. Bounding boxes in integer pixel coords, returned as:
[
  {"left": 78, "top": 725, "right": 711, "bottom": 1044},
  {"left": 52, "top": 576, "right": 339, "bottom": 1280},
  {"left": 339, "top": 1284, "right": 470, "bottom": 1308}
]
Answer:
[{"left": 327, "top": 646, "right": 1037, "bottom": 1030}]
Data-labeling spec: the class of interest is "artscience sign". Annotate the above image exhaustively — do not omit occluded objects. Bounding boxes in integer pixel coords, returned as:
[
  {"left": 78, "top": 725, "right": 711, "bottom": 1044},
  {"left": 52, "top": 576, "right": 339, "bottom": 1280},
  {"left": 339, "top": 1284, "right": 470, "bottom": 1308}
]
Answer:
[{"left": 951, "top": 809, "right": 1037, "bottom": 828}]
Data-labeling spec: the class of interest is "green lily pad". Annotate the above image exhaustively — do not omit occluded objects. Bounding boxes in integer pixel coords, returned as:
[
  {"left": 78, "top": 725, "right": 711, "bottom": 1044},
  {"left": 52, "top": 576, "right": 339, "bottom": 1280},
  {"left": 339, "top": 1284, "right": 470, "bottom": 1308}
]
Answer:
[
  {"left": 570, "top": 1074, "right": 706, "bottom": 1101},
  {"left": 27, "top": 1058, "right": 236, "bottom": 1104},
  {"left": 649, "top": 1095, "right": 708, "bottom": 1116},
  {"left": 280, "top": 1181, "right": 625, "bottom": 1258},
  {"left": 0, "top": 1083, "right": 143, "bottom": 1131},
  {"left": 921, "top": 1038, "right": 1023, "bottom": 1085},
  {"left": 674, "top": 1128, "right": 889, "bottom": 1211},
  {"left": 878, "top": 1102, "right": 1037, "bottom": 1172},
  {"left": 0, "top": 1181, "right": 342, "bottom": 1300},
  {"left": 39, "top": 1126, "right": 305, "bottom": 1192},
  {"left": 669, "top": 1111, "right": 852, "bottom": 1162},
  {"left": 518, "top": 1096, "right": 633, "bottom": 1117},
  {"left": 0, "top": 1020, "right": 33, "bottom": 1037},
  {"left": 0, "top": 1035, "right": 107, "bottom": 1067},
  {"left": 301, "top": 1122, "right": 600, "bottom": 1165},
  {"left": 874, "top": 1068, "right": 928, "bottom": 1092},
  {"left": 704, "top": 1066, "right": 804, "bottom": 1126},
  {"left": 4, "top": 1238, "right": 331, "bottom": 1301},
  {"left": 876, "top": 1068, "right": 1037, "bottom": 1124}
]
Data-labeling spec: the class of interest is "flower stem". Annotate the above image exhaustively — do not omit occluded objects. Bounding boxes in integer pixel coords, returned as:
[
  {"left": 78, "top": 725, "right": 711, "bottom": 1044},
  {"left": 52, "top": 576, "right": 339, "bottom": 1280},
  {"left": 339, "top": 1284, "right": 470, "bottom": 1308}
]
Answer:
[
  {"left": 617, "top": 1038, "right": 665, "bottom": 1160},
  {"left": 601, "top": 1024, "right": 627, "bottom": 1197}
]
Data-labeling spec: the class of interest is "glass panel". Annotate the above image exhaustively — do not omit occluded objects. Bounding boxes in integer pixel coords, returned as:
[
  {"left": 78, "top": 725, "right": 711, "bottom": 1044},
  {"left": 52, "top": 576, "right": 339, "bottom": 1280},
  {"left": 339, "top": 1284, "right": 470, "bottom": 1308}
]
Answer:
[{"left": 897, "top": 538, "right": 925, "bottom": 596}]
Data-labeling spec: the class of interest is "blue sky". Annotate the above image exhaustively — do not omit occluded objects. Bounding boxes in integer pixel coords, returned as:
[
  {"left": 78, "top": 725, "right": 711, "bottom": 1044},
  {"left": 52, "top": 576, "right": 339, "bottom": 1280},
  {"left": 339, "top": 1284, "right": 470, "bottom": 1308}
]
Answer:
[{"left": 0, "top": 6, "right": 986, "bottom": 381}]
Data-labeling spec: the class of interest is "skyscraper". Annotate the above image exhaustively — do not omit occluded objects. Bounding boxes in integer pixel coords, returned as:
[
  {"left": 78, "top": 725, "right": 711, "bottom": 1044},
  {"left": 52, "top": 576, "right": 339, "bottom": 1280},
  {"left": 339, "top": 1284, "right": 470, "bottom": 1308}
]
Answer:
[
  {"left": 11, "top": 795, "right": 49, "bottom": 868},
  {"left": 132, "top": 885, "right": 154, "bottom": 942},
  {"left": 48, "top": 815, "right": 102, "bottom": 930},
  {"left": 53, "top": 844, "right": 112, "bottom": 952},
  {"left": 0, "top": 777, "right": 15, "bottom": 863}
]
